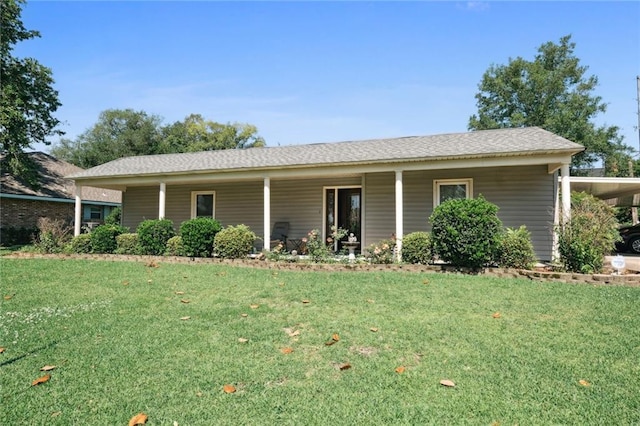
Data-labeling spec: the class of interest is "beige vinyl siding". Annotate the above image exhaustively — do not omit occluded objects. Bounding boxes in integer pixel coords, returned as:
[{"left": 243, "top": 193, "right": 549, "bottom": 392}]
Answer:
[
  {"left": 122, "top": 176, "right": 361, "bottom": 250},
  {"left": 363, "top": 172, "right": 396, "bottom": 246},
  {"left": 122, "top": 187, "right": 159, "bottom": 230},
  {"left": 401, "top": 165, "right": 555, "bottom": 261}
]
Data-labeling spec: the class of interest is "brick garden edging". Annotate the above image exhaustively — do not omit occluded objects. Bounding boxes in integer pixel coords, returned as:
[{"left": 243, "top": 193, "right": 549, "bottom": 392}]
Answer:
[{"left": 5, "top": 252, "right": 640, "bottom": 287}]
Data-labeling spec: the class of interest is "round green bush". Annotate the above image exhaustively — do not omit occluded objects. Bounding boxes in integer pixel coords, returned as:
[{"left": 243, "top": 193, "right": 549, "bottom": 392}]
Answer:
[
  {"left": 429, "top": 195, "right": 503, "bottom": 269},
  {"left": 115, "top": 233, "right": 140, "bottom": 255},
  {"left": 137, "top": 219, "right": 175, "bottom": 255},
  {"left": 497, "top": 226, "right": 536, "bottom": 269},
  {"left": 165, "top": 235, "right": 185, "bottom": 256},
  {"left": 67, "top": 233, "right": 92, "bottom": 254},
  {"left": 401, "top": 232, "right": 432, "bottom": 264},
  {"left": 214, "top": 224, "right": 257, "bottom": 259},
  {"left": 180, "top": 218, "right": 222, "bottom": 258},
  {"left": 91, "top": 224, "right": 127, "bottom": 254}
]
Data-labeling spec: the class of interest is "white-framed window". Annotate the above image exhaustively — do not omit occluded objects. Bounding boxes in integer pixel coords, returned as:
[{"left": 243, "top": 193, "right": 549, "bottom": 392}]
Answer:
[
  {"left": 191, "top": 191, "right": 215, "bottom": 218},
  {"left": 433, "top": 178, "right": 473, "bottom": 206}
]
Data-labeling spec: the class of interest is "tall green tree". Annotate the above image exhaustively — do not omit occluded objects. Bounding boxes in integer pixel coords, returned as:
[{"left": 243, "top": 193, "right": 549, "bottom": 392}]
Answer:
[
  {"left": 1, "top": 0, "right": 62, "bottom": 183},
  {"left": 50, "top": 109, "right": 163, "bottom": 168},
  {"left": 468, "top": 35, "right": 632, "bottom": 174},
  {"left": 159, "top": 114, "right": 265, "bottom": 153}
]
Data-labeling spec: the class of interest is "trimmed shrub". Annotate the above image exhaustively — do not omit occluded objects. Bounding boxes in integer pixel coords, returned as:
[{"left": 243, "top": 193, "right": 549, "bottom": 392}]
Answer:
[
  {"left": 34, "top": 217, "right": 72, "bottom": 254},
  {"left": 137, "top": 219, "right": 176, "bottom": 255},
  {"left": 429, "top": 195, "right": 503, "bottom": 269},
  {"left": 401, "top": 232, "right": 432, "bottom": 264},
  {"left": 91, "top": 224, "right": 127, "bottom": 254},
  {"left": 104, "top": 207, "right": 122, "bottom": 225},
  {"left": 179, "top": 218, "right": 222, "bottom": 258},
  {"left": 165, "top": 235, "right": 185, "bottom": 256},
  {"left": 366, "top": 238, "right": 396, "bottom": 264},
  {"left": 497, "top": 226, "right": 537, "bottom": 269},
  {"left": 115, "top": 233, "right": 140, "bottom": 255},
  {"left": 66, "top": 234, "right": 92, "bottom": 254},
  {"left": 214, "top": 224, "right": 257, "bottom": 259},
  {"left": 556, "top": 191, "right": 619, "bottom": 274}
]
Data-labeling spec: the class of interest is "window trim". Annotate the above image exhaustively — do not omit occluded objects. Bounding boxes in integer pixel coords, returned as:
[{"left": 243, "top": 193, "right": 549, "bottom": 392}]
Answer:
[
  {"left": 433, "top": 178, "right": 473, "bottom": 207},
  {"left": 190, "top": 191, "right": 216, "bottom": 219}
]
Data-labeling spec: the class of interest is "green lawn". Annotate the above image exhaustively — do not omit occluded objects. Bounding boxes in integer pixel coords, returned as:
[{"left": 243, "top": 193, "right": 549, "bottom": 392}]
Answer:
[{"left": 1, "top": 259, "right": 638, "bottom": 425}]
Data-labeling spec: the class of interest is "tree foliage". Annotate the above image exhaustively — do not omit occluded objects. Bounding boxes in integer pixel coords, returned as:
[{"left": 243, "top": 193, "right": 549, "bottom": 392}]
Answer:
[
  {"left": 50, "top": 109, "right": 163, "bottom": 168},
  {"left": 160, "top": 114, "right": 265, "bottom": 153},
  {"left": 468, "top": 35, "right": 632, "bottom": 174},
  {"left": 0, "top": 0, "right": 62, "bottom": 183},
  {"left": 51, "top": 110, "right": 266, "bottom": 168}
]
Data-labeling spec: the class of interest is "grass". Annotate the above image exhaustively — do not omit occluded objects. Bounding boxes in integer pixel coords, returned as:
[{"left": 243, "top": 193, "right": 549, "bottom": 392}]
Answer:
[{"left": 1, "top": 258, "right": 639, "bottom": 425}]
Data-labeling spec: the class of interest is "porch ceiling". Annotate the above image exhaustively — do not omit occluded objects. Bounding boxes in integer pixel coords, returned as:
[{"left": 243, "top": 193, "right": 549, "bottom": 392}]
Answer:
[{"left": 570, "top": 177, "right": 640, "bottom": 204}]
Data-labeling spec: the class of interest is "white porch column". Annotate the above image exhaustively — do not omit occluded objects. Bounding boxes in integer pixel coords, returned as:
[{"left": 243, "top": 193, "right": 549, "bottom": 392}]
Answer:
[
  {"left": 560, "top": 164, "right": 571, "bottom": 223},
  {"left": 395, "top": 170, "right": 403, "bottom": 262},
  {"left": 158, "top": 182, "right": 166, "bottom": 219},
  {"left": 74, "top": 185, "right": 83, "bottom": 236},
  {"left": 263, "top": 177, "right": 271, "bottom": 251}
]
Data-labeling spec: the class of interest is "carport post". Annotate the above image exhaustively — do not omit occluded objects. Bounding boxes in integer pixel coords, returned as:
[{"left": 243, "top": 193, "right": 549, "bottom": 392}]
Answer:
[
  {"left": 74, "top": 185, "right": 83, "bottom": 236},
  {"left": 561, "top": 164, "right": 571, "bottom": 223}
]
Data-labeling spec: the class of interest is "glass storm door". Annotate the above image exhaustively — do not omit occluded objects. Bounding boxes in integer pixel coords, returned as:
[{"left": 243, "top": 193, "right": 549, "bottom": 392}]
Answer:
[{"left": 325, "top": 187, "right": 361, "bottom": 252}]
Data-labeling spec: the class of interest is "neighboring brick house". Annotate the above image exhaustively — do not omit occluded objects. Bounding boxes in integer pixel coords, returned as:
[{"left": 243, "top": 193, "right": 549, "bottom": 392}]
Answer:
[{"left": 1, "top": 152, "right": 121, "bottom": 243}]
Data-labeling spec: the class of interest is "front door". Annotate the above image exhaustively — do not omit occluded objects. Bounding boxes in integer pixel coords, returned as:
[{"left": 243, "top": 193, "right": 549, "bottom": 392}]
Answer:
[{"left": 325, "top": 187, "right": 361, "bottom": 252}]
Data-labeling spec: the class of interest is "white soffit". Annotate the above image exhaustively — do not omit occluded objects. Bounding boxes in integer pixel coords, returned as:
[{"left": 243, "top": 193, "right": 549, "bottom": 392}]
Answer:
[{"left": 569, "top": 177, "right": 640, "bottom": 200}]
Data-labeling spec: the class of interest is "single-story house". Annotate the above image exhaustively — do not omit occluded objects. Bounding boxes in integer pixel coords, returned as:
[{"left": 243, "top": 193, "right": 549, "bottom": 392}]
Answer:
[
  {"left": 67, "top": 127, "right": 585, "bottom": 261},
  {"left": 1, "top": 152, "right": 122, "bottom": 240}
]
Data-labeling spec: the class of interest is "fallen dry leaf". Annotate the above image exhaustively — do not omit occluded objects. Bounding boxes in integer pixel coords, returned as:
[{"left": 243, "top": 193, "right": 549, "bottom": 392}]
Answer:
[
  {"left": 180, "top": 316, "right": 191, "bottom": 321},
  {"left": 332, "top": 333, "right": 340, "bottom": 342},
  {"left": 128, "top": 412, "right": 148, "bottom": 426},
  {"left": 250, "top": 304, "right": 259, "bottom": 309},
  {"left": 40, "top": 365, "right": 56, "bottom": 371},
  {"left": 238, "top": 338, "right": 249, "bottom": 343},
  {"left": 4, "top": 294, "right": 14, "bottom": 300},
  {"left": 579, "top": 379, "right": 591, "bottom": 387},
  {"left": 122, "top": 281, "right": 130, "bottom": 286},
  {"left": 366, "top": 299, "right": 375, "bottom": 303},
  {"left": 280, "top": 347, "right": 293, "bottom": 354},
  {"left": 325, "top": 340, "right": 337, "bottom": 346},
  {"left": 175, "top": 291, "right": 185, "bottom": 295},
  {"left": 440, "top": 379, "right": 456, "bottom": 387},
  {"left": 423, "top": 279, "right": 429, "bottom": 285},
  {"left": 196, "top": 391, "right": 203, "bottom": 397},
  {"left": 302, "top": 299, "right": 310, "bottom": 304},
  {"left": 395, "top": 366, "right": 405, "bottom": 374},
  {"left": 370, "top": 327, "right": 378, "bottom": 332},
  {"left": 223, "top": 384, "right": 236, "bottom": 394},
  {"left": 180, "top": 299, "right": 190, "bottom": 304},
  {"left": 32, "top": 374, "right": 51, "bottom": 386},
  {"left": 0, "top": 347, "right": 5, "bottom": 353},
  {"left": 339, "top": 363, "right": 352, "bottom": 370},
  {"left": 492, "top": 312, "right": 501, "bottom": 319},
  {"left": 146, "top": 261, "right": 159, "bottom": 268},
  {"left": 147, "top": 280, "right": 152, "bottom": 284},
  {"left": 240, "top": 313, "right": 248, "bottom": 318},
  {"left": 51, "top": 411, "right": 62, "bottom": 417},
  {"left": 288, "top": 329, "right": 300, "bottom": 337}
]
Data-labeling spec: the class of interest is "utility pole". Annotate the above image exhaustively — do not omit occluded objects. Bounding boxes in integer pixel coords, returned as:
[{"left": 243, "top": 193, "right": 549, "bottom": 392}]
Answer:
[{"left": 633, "top": 76, "right": 640, "bottom": 224}]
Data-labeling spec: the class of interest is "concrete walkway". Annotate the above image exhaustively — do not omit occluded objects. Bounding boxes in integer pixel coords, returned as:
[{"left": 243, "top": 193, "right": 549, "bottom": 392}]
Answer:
[{"left": 605, "top": 253, "right": 640, "bottom": 273}]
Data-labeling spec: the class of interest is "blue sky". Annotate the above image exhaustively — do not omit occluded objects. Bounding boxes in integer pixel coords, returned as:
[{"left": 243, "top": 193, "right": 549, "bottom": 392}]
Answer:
[{"left": 16, "top": 1, "right": 640, "bottom": 153}]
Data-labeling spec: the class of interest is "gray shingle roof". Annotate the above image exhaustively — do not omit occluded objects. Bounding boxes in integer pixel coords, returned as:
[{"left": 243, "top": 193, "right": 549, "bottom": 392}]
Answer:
[
  {"left": 1, "top": 152, "right": 121, "bottom": 203},
  {"left": 68, "top": 127, "right": 583, "bottom": 180}
]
